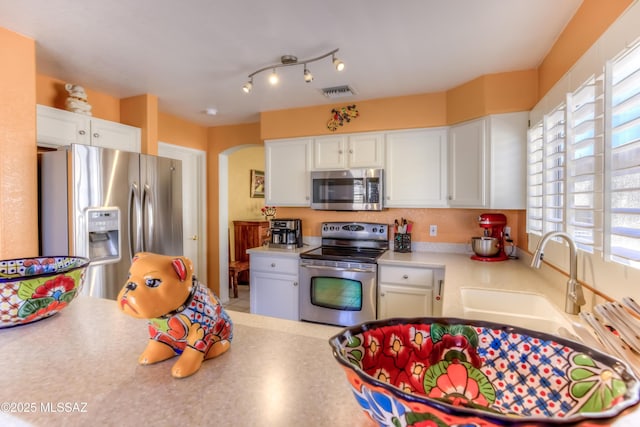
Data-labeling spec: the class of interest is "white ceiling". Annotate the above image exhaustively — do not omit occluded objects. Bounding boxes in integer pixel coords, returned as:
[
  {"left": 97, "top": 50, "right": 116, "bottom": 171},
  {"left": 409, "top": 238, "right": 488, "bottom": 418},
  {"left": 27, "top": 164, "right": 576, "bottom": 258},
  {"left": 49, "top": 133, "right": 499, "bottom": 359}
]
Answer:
[{"left": 0, "top": 0, "right": 583, "bottom": 126}]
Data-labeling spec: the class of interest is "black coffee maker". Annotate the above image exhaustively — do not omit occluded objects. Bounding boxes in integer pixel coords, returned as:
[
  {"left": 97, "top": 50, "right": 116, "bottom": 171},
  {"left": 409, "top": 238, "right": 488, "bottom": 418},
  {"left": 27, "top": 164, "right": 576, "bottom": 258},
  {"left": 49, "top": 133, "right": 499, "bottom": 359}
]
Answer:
[{"left": 268, "top": 219, "right": 303, "bottom": 249}]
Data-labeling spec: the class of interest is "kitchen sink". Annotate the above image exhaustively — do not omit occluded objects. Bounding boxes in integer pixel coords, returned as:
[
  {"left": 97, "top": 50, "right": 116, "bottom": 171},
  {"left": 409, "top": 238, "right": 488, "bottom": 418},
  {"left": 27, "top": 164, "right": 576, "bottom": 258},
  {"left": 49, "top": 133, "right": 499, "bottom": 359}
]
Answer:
[{"left": 459, "top": 287, "right": 570, "bottom": 335}]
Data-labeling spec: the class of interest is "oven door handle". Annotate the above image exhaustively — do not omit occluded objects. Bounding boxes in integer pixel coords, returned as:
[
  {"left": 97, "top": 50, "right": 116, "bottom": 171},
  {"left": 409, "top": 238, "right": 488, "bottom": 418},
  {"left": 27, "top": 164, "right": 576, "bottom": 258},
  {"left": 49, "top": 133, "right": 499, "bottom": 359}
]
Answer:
[{"left": 300, "top": 264, "right": 373, "bottom": 274}]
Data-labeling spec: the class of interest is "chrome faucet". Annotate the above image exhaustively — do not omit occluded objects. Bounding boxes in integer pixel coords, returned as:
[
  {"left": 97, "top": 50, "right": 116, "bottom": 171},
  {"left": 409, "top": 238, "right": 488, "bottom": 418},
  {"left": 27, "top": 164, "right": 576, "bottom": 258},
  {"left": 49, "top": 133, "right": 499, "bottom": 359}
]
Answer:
[{"left": 530, "top": 231, "right": 586, "bottom": 315}]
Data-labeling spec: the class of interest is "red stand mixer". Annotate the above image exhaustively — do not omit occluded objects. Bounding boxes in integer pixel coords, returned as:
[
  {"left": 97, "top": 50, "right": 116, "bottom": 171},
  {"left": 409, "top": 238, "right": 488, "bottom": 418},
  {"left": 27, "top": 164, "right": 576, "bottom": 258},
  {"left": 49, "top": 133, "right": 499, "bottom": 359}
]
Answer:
[{"left": 470, "top": 213, "right": 509, "bottom": 262}]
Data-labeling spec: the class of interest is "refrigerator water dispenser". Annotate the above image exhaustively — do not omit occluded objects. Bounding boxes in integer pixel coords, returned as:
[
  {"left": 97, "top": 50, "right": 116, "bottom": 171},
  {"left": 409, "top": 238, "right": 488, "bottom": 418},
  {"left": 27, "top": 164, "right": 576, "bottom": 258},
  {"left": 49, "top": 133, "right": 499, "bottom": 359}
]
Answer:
[{"left": 86, "top": 207, "right": 121, "bottom": 264}]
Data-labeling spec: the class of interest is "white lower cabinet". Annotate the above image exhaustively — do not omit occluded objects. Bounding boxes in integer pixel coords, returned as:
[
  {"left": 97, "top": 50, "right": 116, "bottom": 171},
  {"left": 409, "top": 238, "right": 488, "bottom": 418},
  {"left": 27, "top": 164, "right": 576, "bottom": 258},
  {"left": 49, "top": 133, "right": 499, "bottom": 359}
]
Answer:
[
  {"left": 249, "top": 253, "right": 299, "bottom": 321},
  {"left": 378, "top": 265, "right": 444, "bottom": 319}
]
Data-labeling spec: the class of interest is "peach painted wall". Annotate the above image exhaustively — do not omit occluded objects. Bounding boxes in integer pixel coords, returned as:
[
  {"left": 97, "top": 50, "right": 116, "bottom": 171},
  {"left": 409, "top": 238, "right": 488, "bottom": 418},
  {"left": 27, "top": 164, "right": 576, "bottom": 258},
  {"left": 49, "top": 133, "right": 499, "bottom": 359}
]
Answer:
[
  {"left": 275, "top": 207, "right": 526, "bottom": 248},
  {"left": 537, "top": 0, "right": 633, "bottom": 98},
  {"left": 121, "top": 94, "right": 159, "bottom": 155},
  {"left": 0, "top": 28, "right": 38, "bottom": 258},
  {"left": 260, "top": 92, "right": 447, "bottom": 140},
  {"left": 258, "top": 70, "right": 537, "bottom": 254},
  {"left": 446, "top": 70, "right": 538, "bottom": 125},
  {"left": 207, "top": 122, "right": 261, "bottom": 292},
  {"left": 158, "top": 112, "right": 208, "bottom": 151},
  {"left": 36, "top": 74, "right": 121, "bottom": 122}
]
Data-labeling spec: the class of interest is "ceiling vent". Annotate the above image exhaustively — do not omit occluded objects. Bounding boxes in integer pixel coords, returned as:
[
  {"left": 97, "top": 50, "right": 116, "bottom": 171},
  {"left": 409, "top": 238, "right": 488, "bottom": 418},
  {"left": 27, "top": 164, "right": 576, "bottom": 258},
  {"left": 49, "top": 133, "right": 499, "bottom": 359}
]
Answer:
[{"left": 320, "top": 85, "right": 356, "bottom": 99}]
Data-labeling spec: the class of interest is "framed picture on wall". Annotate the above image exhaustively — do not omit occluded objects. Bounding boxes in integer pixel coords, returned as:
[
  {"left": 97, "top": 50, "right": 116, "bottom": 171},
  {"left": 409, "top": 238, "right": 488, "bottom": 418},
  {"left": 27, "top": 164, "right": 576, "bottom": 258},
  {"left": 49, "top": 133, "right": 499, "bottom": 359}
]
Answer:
[{"left": 250, "top": 169, "right": 265, "bottom": 198}]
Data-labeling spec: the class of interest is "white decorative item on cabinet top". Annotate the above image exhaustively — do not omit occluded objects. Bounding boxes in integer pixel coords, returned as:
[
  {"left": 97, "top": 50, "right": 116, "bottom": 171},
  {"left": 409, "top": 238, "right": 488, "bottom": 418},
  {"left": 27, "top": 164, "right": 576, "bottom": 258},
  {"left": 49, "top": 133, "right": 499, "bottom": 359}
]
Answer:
[{"left": 64, "top": 83, "right": 92, "bottom": 116}]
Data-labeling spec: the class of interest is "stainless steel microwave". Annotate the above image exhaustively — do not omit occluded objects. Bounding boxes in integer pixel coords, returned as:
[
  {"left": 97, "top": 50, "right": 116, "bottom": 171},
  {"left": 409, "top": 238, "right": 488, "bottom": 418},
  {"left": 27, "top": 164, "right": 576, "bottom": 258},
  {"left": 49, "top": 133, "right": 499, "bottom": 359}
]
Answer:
[{"left": 310, "top": 169, "right": 383, "bottom": 211}]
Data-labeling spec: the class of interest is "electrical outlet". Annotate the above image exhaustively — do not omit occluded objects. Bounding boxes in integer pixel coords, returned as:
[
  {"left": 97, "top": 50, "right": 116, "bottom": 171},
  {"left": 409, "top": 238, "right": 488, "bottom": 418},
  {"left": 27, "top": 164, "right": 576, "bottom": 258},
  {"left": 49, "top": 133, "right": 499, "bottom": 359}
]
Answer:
[
  {"left": 429, "top": 225, "right": 437, "bottom": 236},
  {"left": 504, "top": 226, "right": 511, "bottom": 238}
]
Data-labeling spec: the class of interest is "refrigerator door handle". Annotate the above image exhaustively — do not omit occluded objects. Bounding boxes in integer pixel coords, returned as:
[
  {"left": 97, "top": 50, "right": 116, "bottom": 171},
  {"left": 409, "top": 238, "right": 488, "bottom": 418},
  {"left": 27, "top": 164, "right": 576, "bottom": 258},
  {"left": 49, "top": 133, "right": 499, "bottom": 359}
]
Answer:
[
  {"left": 142, "top": 184, "right": 155, "bottom": 252},
  {"left": 129, "top": 182, "right": 142, "bottom": 258}
]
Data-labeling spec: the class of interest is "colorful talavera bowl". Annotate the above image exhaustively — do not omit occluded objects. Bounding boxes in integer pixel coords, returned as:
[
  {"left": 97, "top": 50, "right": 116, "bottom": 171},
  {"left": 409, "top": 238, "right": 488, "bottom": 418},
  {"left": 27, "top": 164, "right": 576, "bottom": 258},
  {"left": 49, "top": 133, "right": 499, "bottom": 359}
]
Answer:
[
  {"left": 329, "top": 317, "right": 640, "bottom": 426},
  {"left": 0, "top": 256, "right": 89, "bottom": 328}
]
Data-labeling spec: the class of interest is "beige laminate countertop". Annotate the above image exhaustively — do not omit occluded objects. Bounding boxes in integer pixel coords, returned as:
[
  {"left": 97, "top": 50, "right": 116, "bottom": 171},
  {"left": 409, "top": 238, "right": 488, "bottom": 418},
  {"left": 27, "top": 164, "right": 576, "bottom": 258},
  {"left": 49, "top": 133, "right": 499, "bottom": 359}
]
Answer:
[
  {"left": 378, "top": 251, "right": 571, "bottom": 319},
  {"left": 3, "top": 253, "right": 639, "bottom": 426},
  {"left": 246, "top": 244, "right": 314, "bottom": 257},
  {"left": 0, "top": 296, "right": 367, "bottom": 427}
]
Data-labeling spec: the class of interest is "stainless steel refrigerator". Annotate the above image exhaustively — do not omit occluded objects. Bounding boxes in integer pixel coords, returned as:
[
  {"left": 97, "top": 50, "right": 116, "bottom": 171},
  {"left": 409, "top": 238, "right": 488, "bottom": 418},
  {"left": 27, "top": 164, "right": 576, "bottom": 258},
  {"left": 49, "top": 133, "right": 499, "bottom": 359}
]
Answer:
[{"left": 39, "top": 144, "right": 183, "bottom": 299}]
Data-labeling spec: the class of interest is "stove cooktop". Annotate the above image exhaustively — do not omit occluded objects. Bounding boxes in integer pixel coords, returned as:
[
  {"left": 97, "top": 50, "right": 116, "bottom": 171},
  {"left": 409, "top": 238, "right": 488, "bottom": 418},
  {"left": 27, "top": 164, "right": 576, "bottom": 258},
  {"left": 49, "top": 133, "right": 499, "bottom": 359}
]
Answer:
[{"left": 300, "top": 245, "right": 386, "bottom": 263}]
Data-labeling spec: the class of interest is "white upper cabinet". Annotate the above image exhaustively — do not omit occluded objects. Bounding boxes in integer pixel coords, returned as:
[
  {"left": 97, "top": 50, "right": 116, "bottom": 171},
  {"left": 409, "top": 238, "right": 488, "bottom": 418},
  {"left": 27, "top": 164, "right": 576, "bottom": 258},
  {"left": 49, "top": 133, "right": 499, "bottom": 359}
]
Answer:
[
  {"left": 265, "top": 138, "right": 312, "bottom": 206},
  {"left": 385, "top": 128, "right": 448, "bottom": 208},
  {"left": 87, "top": 116, "right": 141, "bottom": 152},
  {"left": 448, "top": 112, "right": 528, "bottom": 209},
  {"left": 312, "top": 132, "right": 384, "bottom": 170},
  {"left": 264, "top": 113, "right": 525, "bottom": 209},
  {"left": 37, "top": 104, "right": 90, "bottom": 146},
  {"left": 36, "top": 105, "right": 141, "bottom": 152},
  {"left": 313, "top": 135, "right": 346, "bottom": 169},
  {"left": 448, "top": 118, "right": 487, "bottom": 207},
  {"left": 487, "top": 112, "right": 528, "bottom": 209}
]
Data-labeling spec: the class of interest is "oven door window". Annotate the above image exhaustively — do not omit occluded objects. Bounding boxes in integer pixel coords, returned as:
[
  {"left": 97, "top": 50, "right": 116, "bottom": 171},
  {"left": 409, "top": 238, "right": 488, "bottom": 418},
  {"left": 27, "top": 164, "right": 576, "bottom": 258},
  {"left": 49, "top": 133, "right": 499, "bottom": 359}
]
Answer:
[{"left": 310, "top": 277, "right": 362, "bottom": 311}]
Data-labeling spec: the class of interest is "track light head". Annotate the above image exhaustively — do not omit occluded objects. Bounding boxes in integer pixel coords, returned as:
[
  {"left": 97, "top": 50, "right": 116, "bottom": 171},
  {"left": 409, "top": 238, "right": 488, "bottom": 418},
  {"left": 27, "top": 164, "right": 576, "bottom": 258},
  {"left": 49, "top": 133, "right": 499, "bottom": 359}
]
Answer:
[
  {"left": 269, "top": 69, "right": 279, "bottom": 85},
  {"left": 333, "top": 54, "right": 345, "bottom": 71},
  {"left": 242, "top": 79, "right": 253, "bottom": 94},
  {"left": 303, "top": 66, "right": 313, "bottom": 83}
]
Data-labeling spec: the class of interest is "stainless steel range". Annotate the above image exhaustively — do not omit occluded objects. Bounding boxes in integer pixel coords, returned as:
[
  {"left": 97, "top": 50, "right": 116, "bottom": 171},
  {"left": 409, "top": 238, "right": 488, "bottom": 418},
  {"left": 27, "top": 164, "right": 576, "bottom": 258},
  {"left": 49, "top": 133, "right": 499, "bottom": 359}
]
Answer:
[{"left": 299, "top": 222, "right": 389, "bottom": 327}]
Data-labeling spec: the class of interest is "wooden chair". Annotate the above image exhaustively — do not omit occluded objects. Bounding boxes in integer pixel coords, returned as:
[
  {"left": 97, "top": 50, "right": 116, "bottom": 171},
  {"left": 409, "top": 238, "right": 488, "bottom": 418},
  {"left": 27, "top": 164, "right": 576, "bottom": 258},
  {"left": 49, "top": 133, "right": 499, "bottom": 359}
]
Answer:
[{"left": 228, "top": 233, "right": 250, "bottom": 298}]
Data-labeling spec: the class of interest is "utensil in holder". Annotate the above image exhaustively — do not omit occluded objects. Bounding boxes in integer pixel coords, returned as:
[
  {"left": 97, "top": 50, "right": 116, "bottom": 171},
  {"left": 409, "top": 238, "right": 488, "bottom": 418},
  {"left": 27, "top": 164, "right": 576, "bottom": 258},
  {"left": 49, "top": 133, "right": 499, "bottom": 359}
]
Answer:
[{"left": 394, "top": 233, "right": 411, "bottom": 252}]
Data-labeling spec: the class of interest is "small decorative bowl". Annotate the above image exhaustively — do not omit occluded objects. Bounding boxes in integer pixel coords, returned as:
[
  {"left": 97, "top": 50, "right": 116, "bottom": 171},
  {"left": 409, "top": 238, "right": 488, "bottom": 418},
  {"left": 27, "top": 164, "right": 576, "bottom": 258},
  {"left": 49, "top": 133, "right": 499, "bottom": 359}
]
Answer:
[
  {"left": 0, "top": 256, "right": 89, "bottom": 328},
  {"left": 329, "top": 317, "right": 640, "bottom": 426}
]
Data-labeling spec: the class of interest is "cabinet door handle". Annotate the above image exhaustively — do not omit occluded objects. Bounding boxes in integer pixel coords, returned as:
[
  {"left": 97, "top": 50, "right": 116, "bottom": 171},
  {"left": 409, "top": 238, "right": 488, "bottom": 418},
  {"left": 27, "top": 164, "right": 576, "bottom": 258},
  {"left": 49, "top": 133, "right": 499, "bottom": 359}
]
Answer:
[
  {"left": 93, "top": 132, "right": 100, "bottom": 138},
  {"left": 380, "top": 292, "right": 385, "bottom": 297},
  {"left": 293, "top": 282, "right": 298, "bottom": 287},
  {"left": 402, "top": 274, "right": 409, "bottom": 279},
  {"left": 270, "top": 263, "right": 276, "bottom": 268},
  {"left": 79, "top": 130, "right": 86, "bottom": 135}
]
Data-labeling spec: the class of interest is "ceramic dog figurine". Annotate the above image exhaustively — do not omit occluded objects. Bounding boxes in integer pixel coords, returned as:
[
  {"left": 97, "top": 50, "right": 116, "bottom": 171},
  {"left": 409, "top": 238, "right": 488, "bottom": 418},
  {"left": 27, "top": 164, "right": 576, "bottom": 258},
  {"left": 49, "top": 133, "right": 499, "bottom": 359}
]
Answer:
[{"left": 117, "top": 252, "right": 233, "bottom": 378}]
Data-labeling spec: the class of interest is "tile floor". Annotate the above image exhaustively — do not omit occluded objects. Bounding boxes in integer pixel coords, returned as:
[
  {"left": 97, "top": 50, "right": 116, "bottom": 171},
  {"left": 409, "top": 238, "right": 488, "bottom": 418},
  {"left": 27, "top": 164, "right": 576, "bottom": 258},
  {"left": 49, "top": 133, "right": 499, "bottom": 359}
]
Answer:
[{"left": 223, "top": 284, "right": 250, "bottom": 313}]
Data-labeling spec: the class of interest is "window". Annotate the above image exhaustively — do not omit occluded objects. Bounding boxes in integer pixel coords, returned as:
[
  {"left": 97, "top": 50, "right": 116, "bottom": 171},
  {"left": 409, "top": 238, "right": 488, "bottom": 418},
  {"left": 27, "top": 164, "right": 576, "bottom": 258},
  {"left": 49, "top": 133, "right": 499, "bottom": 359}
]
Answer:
[
  {"left": 606, "top": 42, "right": 640, "bottom": 267},
  {"left": 543, "top": 104, "right": 566, "bottom": 234},
  {"left": 566, "top": 76, "right": 604, "bottom": 253},
  {"left": 528, "top": 40, "right": 640, "bottom": 269},
  {"left": 527, "top": 122, "right": 544, "bottom": 235}
]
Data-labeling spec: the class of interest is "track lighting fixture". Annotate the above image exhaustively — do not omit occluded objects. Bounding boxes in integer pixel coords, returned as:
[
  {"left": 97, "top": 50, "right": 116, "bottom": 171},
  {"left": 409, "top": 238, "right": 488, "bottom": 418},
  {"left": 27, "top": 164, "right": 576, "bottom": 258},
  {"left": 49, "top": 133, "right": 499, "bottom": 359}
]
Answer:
[
  {"left": 303, "top": 66, "right": 313, "bottom": 83},
  {"left": 242, "top": 48, "right": 343, "bottom": 93}
]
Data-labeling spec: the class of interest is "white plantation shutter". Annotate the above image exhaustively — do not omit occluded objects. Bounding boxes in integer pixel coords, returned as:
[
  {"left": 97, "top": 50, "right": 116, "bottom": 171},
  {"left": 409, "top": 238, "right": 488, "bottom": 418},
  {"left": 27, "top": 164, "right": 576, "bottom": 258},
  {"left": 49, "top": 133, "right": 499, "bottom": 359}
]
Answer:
[
  {"left": 543, "top": 105, "right": 567, "bottom": 234},
  {"left": 527, "top": 123, "right": 544, "bottom": 235},
  {"left": 566, "top": 76, "right": 604, "bottom": 253},
  {"left": 606, "top": 42, "right": 640, "bottom": 267}
]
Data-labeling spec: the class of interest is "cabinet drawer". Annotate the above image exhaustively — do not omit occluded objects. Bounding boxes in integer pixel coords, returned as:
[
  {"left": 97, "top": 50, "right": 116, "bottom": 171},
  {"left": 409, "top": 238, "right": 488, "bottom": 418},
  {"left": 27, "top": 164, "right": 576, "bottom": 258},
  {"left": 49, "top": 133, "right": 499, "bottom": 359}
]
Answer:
[
  {"left": 379, "top": 265, "right": 433, "bottom": 286},
  {"left": 250, "top": 255, "right": 299, "bottom": 275}
]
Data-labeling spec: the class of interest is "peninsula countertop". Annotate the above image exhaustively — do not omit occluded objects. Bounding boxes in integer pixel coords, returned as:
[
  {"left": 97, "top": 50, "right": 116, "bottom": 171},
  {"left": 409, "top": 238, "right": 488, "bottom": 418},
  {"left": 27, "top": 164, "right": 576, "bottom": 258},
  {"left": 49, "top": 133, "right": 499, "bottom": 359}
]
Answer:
[
  {"left": 3, "top": 264, "right": 640, "bottom": 425},
  {"left": 0, "top": 296, "right": 367, "bottom": 427}
]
